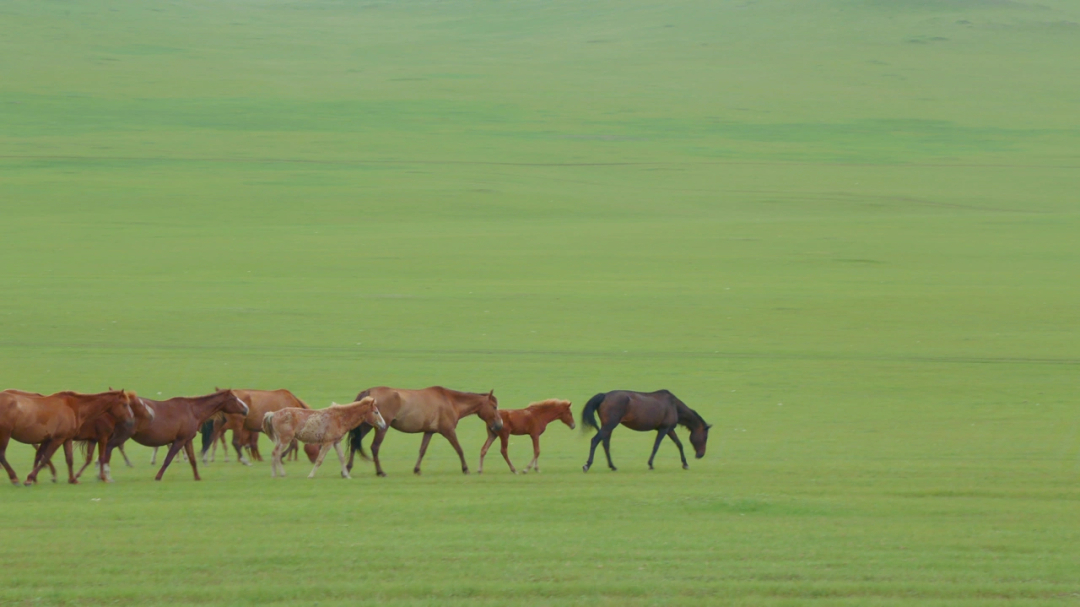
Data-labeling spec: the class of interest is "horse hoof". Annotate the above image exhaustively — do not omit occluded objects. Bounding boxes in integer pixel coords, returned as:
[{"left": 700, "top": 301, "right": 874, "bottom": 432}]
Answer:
[
  {"left": 610, "top": 467, "right": 617, "bottom": 472},
  {"left": 413, "top": 469, "right": 422, "bottom": 475},
  {"left": 683, "top": 464, "right": 690, "bottom": 470},
  {"left": 69, "top": 479, "right": 80, "bottom": 485},
  {"left": 582, "top": 465, "right": 590, "bottom": 472}
]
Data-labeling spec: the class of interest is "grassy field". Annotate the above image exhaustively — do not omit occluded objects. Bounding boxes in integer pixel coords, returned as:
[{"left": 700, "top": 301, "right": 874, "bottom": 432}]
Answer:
[{"left": 2, "top": 0, "right": 1080, "bottom": 604}]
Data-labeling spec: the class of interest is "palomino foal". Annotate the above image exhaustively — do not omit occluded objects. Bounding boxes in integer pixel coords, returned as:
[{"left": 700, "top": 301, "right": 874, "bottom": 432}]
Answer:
[
  {"left": 478, "top": 399, "right": 575, "bottom": 474},
  {"left": 262, "top": 397, "right": 385, "bottom": 479}
]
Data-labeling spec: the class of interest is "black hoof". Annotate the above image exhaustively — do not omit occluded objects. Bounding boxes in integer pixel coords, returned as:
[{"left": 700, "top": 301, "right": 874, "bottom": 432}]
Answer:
[
  {"left": 377, "top": 471, "right": 387, "bottom": 477},
  {"left": 582, "top": 465, "right": 590, "bottom": 472}
]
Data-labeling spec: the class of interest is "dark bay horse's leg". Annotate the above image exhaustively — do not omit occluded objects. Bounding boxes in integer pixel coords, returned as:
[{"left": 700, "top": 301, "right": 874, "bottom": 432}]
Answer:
[
  {"left": 526, "top": 433, "right": 541, "bottom": 473},
  {"left": 183, "top": 440, "right": 201, "bottom": 481},
  {"left": 413, "top": 432, "right": 435, "bottom": 475},
  {"left": 667, "top": 429, "right": 690, "bottom": 470},
  {"left": 0, "top": 432, "right": 20, "bottom": 485},
  {"left": 499, "top": 433, "right": 517, "bottom": 474},
  {"left": 584, "top": 420, "right": 620, "bottom": 472},
  {"left": 648, "top": 425, "right": 677, "bottom": 470},
  {"left": 345, "top": 423, "right": 373, "bottom": 472},
  {"left": 369, "top": 426, "right": 389, "bottom": 477},
  {"left": 478, "top": 430, "right": 497, "bottom": 474},
  {"left": 117, "top": 444, "right": 134, "bottom": 467},
  {"left": 154, "top": 439, "right": 187, "bottom": 481}
]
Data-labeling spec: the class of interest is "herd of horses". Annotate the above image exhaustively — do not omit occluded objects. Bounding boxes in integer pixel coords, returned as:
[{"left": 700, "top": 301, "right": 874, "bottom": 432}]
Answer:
[{"left": 0, "top": 385, "right": 712, "bottom": 486}]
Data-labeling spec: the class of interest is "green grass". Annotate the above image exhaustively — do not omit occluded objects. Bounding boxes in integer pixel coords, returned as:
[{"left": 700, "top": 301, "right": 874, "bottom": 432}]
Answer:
[{"left": 2, "top": 0, "right": 1079, "bottom": 604}]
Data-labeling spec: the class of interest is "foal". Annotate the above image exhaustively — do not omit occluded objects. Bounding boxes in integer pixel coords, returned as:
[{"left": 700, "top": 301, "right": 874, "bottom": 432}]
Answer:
[
  {"left": 478, "top": 399, "right": 574, "bottom": 474},
  {"left": 263, "top": 397, "right": 386, "bottom": 479}
]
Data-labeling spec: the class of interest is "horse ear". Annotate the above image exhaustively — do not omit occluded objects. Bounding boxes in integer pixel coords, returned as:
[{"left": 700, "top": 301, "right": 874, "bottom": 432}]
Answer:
[
  {"left": 707, "top": 424, "right": 713, "bottom": 430},
  {"left": 488, "top": 390, "right": 494, "bottom": 398}
]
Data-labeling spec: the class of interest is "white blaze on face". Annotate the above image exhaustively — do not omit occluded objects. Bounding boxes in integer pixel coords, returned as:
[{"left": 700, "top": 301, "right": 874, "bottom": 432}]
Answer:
[{"left": 238, "top": 398, "right": 250, "bottom": 416}]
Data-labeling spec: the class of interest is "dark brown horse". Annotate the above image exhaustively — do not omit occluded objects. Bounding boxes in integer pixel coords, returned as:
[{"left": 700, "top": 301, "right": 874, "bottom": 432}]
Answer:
[
  {"left": 346, "top": 386, "right": 503, "bottom": 476},
  {"left": 0, "top": 389, "right": 138, "bottom": 485},
  {"left": 109, "top": 389, "right": 249, "bottom": 481},
  {"left": 581, "top": 390, "right": 711, "bottom": 472},
  {"left": 478, "top": 399, "right": 575, "bottom": 474}
]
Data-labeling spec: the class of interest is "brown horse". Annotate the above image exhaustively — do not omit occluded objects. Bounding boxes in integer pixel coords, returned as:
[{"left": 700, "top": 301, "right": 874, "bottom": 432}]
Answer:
[
  {"left": 346, "top": 387, "right": 503, "bottom": 477},
  {"left": 478, "top": 399, "right": 575, "bottom": 474},
  {"left": 263, "top": 397, "right": 386, "bottom": 479},
  {"left": 68, "top": 397, "right": 156, "bottom": 482},
  {"left": 581, "top": 390, "right": 711, "bottom": 472},
  {"left": 0, "top": 389, "right": 138, "bottom": 485},
  {"left": 109, "top": 389, "right": 249, "bottom": 481}
]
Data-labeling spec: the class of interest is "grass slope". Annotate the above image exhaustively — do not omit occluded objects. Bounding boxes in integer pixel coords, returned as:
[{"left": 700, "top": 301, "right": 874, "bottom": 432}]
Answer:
[{"left": 1, "top": 0, "right": 1079, "bottom": 604}]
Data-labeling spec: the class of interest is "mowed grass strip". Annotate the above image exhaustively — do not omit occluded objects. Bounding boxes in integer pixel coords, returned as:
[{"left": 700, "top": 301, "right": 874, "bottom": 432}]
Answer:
[{"left": 2, "top": 0, "right": 1079, "bottom": 604}]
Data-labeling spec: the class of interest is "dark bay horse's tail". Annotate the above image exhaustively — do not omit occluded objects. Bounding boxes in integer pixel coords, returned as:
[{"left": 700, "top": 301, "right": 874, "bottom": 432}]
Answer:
[
  {"left": 199, "top": 419, "right": 216, "bottom": 455},
  {"left": 347, "top": 389, "right": 374, "bottom": 462},
  {"left": 581, "top": 393, "right": 607, "bottom": 432}
]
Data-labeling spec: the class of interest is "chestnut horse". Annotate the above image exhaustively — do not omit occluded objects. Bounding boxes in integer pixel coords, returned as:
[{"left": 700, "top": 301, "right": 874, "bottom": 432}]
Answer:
[
  {"left": 0, "top": 389, "right": 138, "bottom": 485},
  {"left": 478, "top": 399, "right": 575, "bottom": 474},
  {"left": 581, "top": 390, "right": 711, "bottom": 472},
  {"left": 109, "top": 389, "right": 249, "bottom": 481},
  {"left": 263, "top": 397, "right": 386, "bottom": 479},
  {"left": 68, "top": 398, "right": 156, "bottom": 482},
  {"left": 346, "top": 387, "right": 503, "bottom": 477}
]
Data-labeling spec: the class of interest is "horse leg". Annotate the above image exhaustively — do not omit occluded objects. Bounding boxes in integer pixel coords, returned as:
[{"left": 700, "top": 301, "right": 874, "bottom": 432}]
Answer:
[
  {"left": 584, "top": 420, "right": 620, "bottom": 472},
  {"left": 370, "top": 427, "right": 389, "bottom": 477},
  {"left": 667, "top": 429, "right": 690, "bottom": 470},
  {"left": 333, "top": 441, "right": 350, "bottom": 479},
  {"left": 183, "top": 440, "right": 201, "bottom": 481},
  {"left": 100, "top": 438, "right": 115, "bottom": 482},
  {"left": 600, "top": 423, "right": 618, "bottom": 471},
  {"left": 413, "top": 432, "right": 435, "bottom": 475},
  {"left": 478, "top": 430, "right": 496, "bottom": 474},
  {"left": 150, "top": 446, "right": 158, "bottom": 465},
  {"left": 499, "top": 433, "right": 516, "bottom": 474},
  {"left": 154, "top": 439, "right": 186, "bottom": 481},
  {"left": 0, "top": 432, "right": 20, "bottom": 485},
  {"left": 249, "top": 431, "right": 263, "bottom": 462},
  {"left": 442, "top": 428, "right": 469, "bottom": 474},
  {"left": 75, "top": 442, "right": 96, "bottom": 480},
  {"left": 233, "top": 432, "right": 251, "bottom": 466},
  {"left": 61, "top": 440, "right": 78, "bottom": 484},
  {"left": 26, "top": 439, "right": 64, "bottom": 485},
  {"left": 346, "top": 424, "right": 374, "bottom": 472},
  {"left": 33, "top": 443, "right": 59, "bottom": 483},
  {"left": 647, "top": 426, "right": 673, "bottom": 470},
  {"left": 527, "top": 433, "right": 541, "bottom": 473},
  {"left": 118, "top": 443, "right": 134, "bottom": 468},
  {"left": 308, "top": 444, "right": 332, "bottom": 479}
]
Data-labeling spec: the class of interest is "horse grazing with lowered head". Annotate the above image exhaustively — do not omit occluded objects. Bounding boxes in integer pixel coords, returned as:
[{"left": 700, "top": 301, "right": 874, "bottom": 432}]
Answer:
[
  {"left": 581, "top": 390, "right": 711, "bottom": 472},
  {"left": 263, "top": 397, "right": 386, "bottom": 479},
  {"left": 346, "top": 386, "right": 503, "bottom": 477},
  {"left": 0, "top": 389, "right": 138, "bottom": 485},
  {"left": 109, "top": 389, "right": 249, "bottom": 481},
  {"left": 478, "top": 399, "right": 575, "bottom": 474}
]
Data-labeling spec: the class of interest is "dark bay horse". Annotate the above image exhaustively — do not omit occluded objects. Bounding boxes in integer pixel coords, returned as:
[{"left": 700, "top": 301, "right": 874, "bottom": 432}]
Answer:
[
  {"left": 581, "top": 390, "right": 711, "bottom": 472},
  {"left": 346, "top": 386, "right": 503, "bottom": 476},
  {"left": 478, "top": 399, "right": 574, "bottom": 474},
  {"left": 109, "top": 389, "right": 249, "bottom": 481},
  {"left": 0, "top": 389, "right": 138, "bottom": 485}
]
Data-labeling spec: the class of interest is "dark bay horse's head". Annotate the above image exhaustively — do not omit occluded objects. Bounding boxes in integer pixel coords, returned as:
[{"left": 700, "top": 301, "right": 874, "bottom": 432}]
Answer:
[
  {"left": 690, "top": 423, "right": 711, "bottom": 459},
  {"left": 223, "top": 390, "right": 250, "bottom": 417},
  {"left": 477, "top": 390, "right": 503, "bottom": 433},
  {"left": 557, "top": 400, "right": 575, "bottom": 430}
]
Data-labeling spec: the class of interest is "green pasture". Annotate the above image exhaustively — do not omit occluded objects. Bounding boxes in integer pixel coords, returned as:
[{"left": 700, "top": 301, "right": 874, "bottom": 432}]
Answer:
[{"left": 2, "top": 0, "right": 1079, "bottom": 604}]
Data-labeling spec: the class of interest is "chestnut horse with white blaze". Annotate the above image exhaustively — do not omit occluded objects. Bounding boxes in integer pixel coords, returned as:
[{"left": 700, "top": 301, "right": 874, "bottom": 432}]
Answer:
[
  {"left": 0, "top": 389, "right": 138, "bottom": 486},
  {"left": 67, "top": 397, "right": 156, "bottom": 482},
  {"left": 109, "top": 389, "right": 249, "bottom": 481},
  {"left": 581, "top": 389, "right": 711, "bottom": 472},
  {"left": 346, "top": 387, "right": 503, "bottom": 477},
  {"left": 262, "top": 397, "right": 386, "bottom": 479},
  {"left": 478, "top": 399, "right": 575, "bottom": 474}
]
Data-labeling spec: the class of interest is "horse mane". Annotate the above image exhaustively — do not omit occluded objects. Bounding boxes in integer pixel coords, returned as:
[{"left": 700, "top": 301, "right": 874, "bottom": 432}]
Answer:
[
  {"left": 673, "top": 399, "right": 708, "bottom": 430},
  {"left": 527, "top": 399, "right": 570, "bottom": 412}
]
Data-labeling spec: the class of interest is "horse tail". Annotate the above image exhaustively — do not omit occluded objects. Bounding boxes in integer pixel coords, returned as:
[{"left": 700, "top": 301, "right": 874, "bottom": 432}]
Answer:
[
  {"left": 262, "top": 412, "right": 276, "bottom": 443},
  {"left": 199, "top": 419, "right": 216, "bottom": 454},
  {"left": 581, "top": 392, "right": 607, "bottom": 433}
]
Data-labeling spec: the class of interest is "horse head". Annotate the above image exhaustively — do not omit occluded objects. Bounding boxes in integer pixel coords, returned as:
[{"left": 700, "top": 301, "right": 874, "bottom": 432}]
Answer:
[
  {"left": 690, "top": 423, "right": 711, "bottom": 459},
  {"left": 108, "top": 390, "right": 138, "bottom": 429},
  {"left": 222, "top": 390, "right": 250, "bottom": 417},
  {"left": 478, "top": 390, "right": 503, "bottom": 432},
  {"left": 557, "top": 400, "right": 575, "bottom": 430},
  {"left": 134, "top": 397, "right": 156, "bottom": 423},
  {"left": 362, "top": 397, "right": 387, "bottom": 430}
]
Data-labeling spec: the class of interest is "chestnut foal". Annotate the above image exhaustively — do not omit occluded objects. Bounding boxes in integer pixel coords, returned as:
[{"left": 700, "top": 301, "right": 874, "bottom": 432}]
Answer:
[{"left": 478, "top": 399, "right": 574, "bottom": 474}]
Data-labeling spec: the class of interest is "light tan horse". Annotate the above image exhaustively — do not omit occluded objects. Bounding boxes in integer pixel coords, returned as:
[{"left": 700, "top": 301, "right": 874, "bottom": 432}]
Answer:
[
  {"left": 345, "top": 387, "right": 503, "bottom": 477},
  {"left": 262, "top": 397, "right": 386, "bottom": 479},
  {"left": 0, "top": 389, "right": 138, "bottom": 485},
  {"left": 478, "top": 399, "right": 575, "bottom": 474}
]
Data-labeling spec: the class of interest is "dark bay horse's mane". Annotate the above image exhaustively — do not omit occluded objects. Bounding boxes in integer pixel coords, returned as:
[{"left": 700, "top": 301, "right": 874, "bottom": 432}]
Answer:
[{"left": 669, "top": 393, "right": 709, "bottom": 430}]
